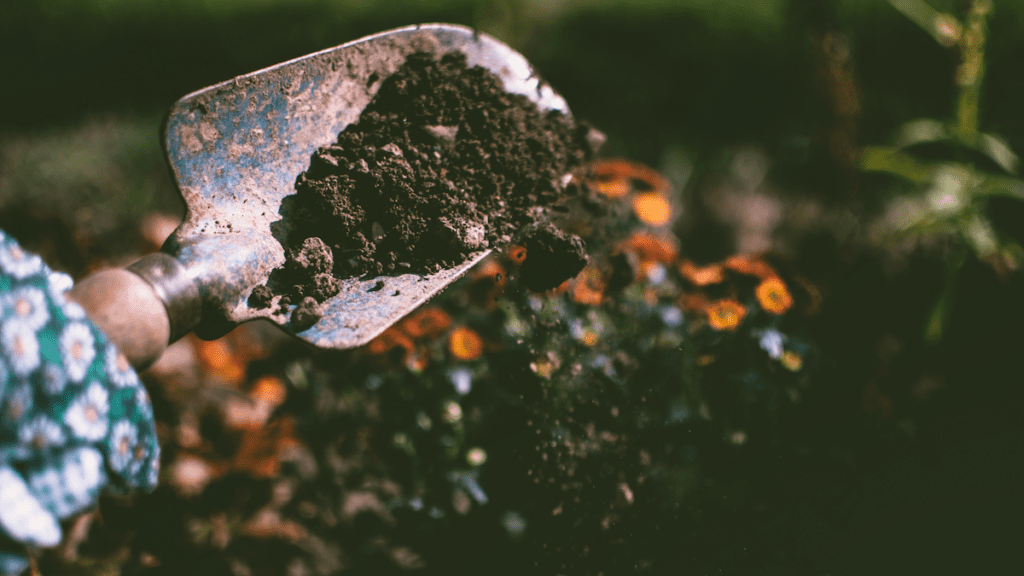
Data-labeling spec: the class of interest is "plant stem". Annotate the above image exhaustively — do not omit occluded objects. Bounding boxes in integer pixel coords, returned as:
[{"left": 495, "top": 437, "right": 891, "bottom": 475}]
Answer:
[{"left": 955, "top": 0, "right": 991, "bottom": 140}]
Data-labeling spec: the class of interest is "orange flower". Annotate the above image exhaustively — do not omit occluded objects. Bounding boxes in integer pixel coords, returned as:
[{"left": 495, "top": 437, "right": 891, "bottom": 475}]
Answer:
[
  {"left": 678, "top": 291, "right": 711, "bottom": 313},
  {"left": 469, "top": 259, "right": 508, "bottom": 307},
  {"left": 571, "top": 264, "right": 605, "bottom": 305},
  {"left": 196, "top": 338, "right": 245, "bottom": 385},
  {"left": 232, "top": 417, "right": 297, "bottom": 478},
  {"left": 706, "top": 299, "right": 746, "bottom": 331},
  {"left": 724, "top": 255, "right": 777, "bottom": 279},
  {"left": 592, "top": 178, "right": 630, "bottom": 199},
  {"left": 679, "top": 260, "right": 725, "bottom": 286},
  {"left": 400, "top": 307, "right": 452, "bottom": 339},
  {"left": 755, "top": 277, "right": 793, "bottom": 314},
  {"left": 621, "top": 232, "right": 677, "bottom": 263},
  {"left": 250, "top": 375, "right": 287, "bottom": 407},
  {"left": 505, "top": 245, "right": 527, "bottom": 265},
  {"left": 471, "top": 259, "right": 507, "bottom": 285},
  {"left": 197, "top": 339, "right": 233, "bottom": 371},
  {"left": 367, "top": 328, "right": 415, "bottom": 360},
  {"left": 406, "top": 347, "right": 431, "bottom": 372},
  {"left": 633, "top": 193, "right": 672, "bottom": 226},
  {"left": 588, "top": 159, "right": 671, "bottom": 196},
  {"left": 449, "top": 327, "right": 484, "bottom": 361}
]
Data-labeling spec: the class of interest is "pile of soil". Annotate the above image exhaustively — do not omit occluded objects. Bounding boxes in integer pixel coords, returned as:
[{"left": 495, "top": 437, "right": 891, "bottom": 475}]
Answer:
[{"left": 253, "top": 51, "right": 601, "bottom": 317}]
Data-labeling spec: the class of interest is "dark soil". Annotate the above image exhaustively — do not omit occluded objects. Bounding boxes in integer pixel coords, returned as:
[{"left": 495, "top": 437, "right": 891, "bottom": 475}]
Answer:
[
  {"left": 518, "top": 222, "right": 588, "bottom": 291},
  {"left": 252, "top": 51, "right": 600, "bottom": 310},
  {"left": 290, "top": 296, "right": 323, "bottom": 330}
]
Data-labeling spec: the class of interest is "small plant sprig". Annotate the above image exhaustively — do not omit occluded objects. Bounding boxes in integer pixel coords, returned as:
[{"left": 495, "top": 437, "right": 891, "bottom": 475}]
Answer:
[{"left": 864, "top": 0, "right": 1023, "bottom": 341}]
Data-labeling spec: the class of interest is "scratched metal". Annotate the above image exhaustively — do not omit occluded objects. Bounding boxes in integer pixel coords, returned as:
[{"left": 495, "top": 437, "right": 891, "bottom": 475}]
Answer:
[{"left": 159, "top": 23, "right": 570, "bottom": 348}]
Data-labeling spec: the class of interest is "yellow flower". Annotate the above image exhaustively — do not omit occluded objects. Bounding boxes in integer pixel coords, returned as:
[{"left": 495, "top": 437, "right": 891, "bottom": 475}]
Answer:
[{"left": 780, "top": 350, "right": 803, "bottom": 371}]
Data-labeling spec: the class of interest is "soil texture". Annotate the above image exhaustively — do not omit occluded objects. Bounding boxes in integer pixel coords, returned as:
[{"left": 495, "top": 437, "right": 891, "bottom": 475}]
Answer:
[{"left": 252, "top": 51, "right": 600, "bottom": 312}]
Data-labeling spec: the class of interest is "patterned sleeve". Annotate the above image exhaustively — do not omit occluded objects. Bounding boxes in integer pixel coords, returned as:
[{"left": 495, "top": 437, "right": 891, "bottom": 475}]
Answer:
[{"left": 0, "top": 230, "right": 160, "bottom": 575}]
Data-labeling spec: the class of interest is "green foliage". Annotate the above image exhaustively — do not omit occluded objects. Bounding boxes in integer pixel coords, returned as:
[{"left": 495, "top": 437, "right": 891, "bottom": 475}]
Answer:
[{"left": 864, "top": 0, "right": 1021, "bottom": 341}]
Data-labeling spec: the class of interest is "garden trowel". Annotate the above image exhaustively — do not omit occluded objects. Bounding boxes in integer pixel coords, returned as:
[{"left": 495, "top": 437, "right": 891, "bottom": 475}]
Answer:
[{"left": 68, "top": 23, "right": 570, "bottom": 369}]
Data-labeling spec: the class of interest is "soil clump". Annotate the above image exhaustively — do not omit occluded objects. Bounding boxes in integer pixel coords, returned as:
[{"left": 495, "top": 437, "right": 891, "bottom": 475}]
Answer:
[
  {"left": 518, "top": 222, "right": 589, "bottom": 292},
  {"left": 251, "top": 51, "right": 600, "bottom": 313}
]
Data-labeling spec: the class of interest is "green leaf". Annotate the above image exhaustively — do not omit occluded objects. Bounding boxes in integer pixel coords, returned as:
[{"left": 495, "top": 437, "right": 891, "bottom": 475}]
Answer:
[
  {"left": 892, "top": 118, "right": 950, "bottom": 150},
  {"left": 978, "top": 133, "right": 1019, "bottom": 174},
  {"left": 888, "top": 0, "right": 962, "bottom": 47},
  {"left": 860, "top": 146, "right": 934, "bottom": 183}
]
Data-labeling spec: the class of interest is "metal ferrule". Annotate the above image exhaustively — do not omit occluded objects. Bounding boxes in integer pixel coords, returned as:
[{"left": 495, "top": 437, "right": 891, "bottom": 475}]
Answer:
[{"left": 127, "top": 252, "right": 202, "bottom": 344}]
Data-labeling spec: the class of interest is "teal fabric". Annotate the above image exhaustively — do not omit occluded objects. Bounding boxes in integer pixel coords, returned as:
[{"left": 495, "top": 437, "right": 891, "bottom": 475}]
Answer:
[{"left": 0, "top": 231, "right": 159, "bottom": 574}]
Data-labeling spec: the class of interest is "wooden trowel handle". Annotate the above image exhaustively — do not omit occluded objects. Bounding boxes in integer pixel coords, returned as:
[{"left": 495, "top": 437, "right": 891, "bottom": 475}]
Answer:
[{"left": 68, "top": 253, "right": 201, "bottom": 371}]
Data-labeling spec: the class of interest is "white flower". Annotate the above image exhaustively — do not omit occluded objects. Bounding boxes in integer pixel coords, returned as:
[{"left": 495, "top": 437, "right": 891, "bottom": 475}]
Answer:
[
  {"left": 42, "top": 362, "right": 67, "bottom": 396},
  {"left": 757, "top": 328, "right": 785, "bottom": 360},
  {"left": 4, "top": 379, "right": 33, "bottom": 424},
  {"left": 18, "top": 415, "right": 65, "bottom": 449},
  {"left": 2, "top": 320, "right": 40, "bottom": 377},
  {"left": 646, "top": 263, "right": 668, "bottom": 284},
  {"left": 26, "top": 446, "right": 106, "bottom": 518},
  {"left": 60, "top": 322, "right": 96, "bottom": 382},
  {"left": 2, "top": 286, "right": 49, "bottom": 331},
  {"left": 108, "top": 420, "right": 138, "bottom": 473},
  {"left": 0, "top": 466, "right": 62, "bottom": 547},
  {"left": 48, "top": 271, "right": 86, "bottom": 319},
  {"left": 447, "top": 367, "right": 473, "bottom": 395},
  {"left": 658, "top": 305, "right": 684, "bottom": 327},
  {"left": 47, "top": 271, "right": 73, "bottom": 300},
  {"left": 64, "top": 381, "right": 109, "bottom": 441},
  {"left": 104, "top": 343, "right": 138, "bottom": 389},
  {"left": 0, "top": 242, "right": 43, "bottom": 280}
]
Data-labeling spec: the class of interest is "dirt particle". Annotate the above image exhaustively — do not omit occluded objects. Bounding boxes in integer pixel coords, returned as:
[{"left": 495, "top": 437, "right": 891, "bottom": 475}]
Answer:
[
  {"left": 291, "top": 297, "right": 322, "bottom": 331},
  {"left": 268, "top": 236, "right": 343, "bottom": 305},
  {"left": 290, "top": 237, "right": 333, "bottom": 276},
  {"left": 518, "top": 222, "right": 589, "bottom": 292},
  {"left": 248, "top": 285, "right": 274, "bottom": 309}
]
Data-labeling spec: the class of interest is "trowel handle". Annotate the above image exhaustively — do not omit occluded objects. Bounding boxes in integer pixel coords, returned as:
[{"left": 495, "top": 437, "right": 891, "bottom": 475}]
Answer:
[{"left": 68, "top": 253, "right": 201, "bottom": 371}]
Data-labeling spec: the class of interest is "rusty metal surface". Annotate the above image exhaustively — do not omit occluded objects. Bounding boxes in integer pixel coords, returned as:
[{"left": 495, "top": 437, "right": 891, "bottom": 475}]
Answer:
[{"left": 158, "top": 23, "right": 569, "bottom": 348}]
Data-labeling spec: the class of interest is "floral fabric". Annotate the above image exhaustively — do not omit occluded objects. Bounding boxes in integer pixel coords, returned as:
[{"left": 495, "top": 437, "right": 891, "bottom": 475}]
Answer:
[{"left": 0, "top": 231, "right": 159, "bottom": 575}]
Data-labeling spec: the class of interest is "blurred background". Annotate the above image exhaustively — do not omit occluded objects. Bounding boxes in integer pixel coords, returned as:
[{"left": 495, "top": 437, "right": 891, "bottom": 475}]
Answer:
[
  {"left": 3, "top": 0, "right": 1024, "bottom": 574},
  {"left": 5, "top": 0, "right": 1024, "bottom": 253}
]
